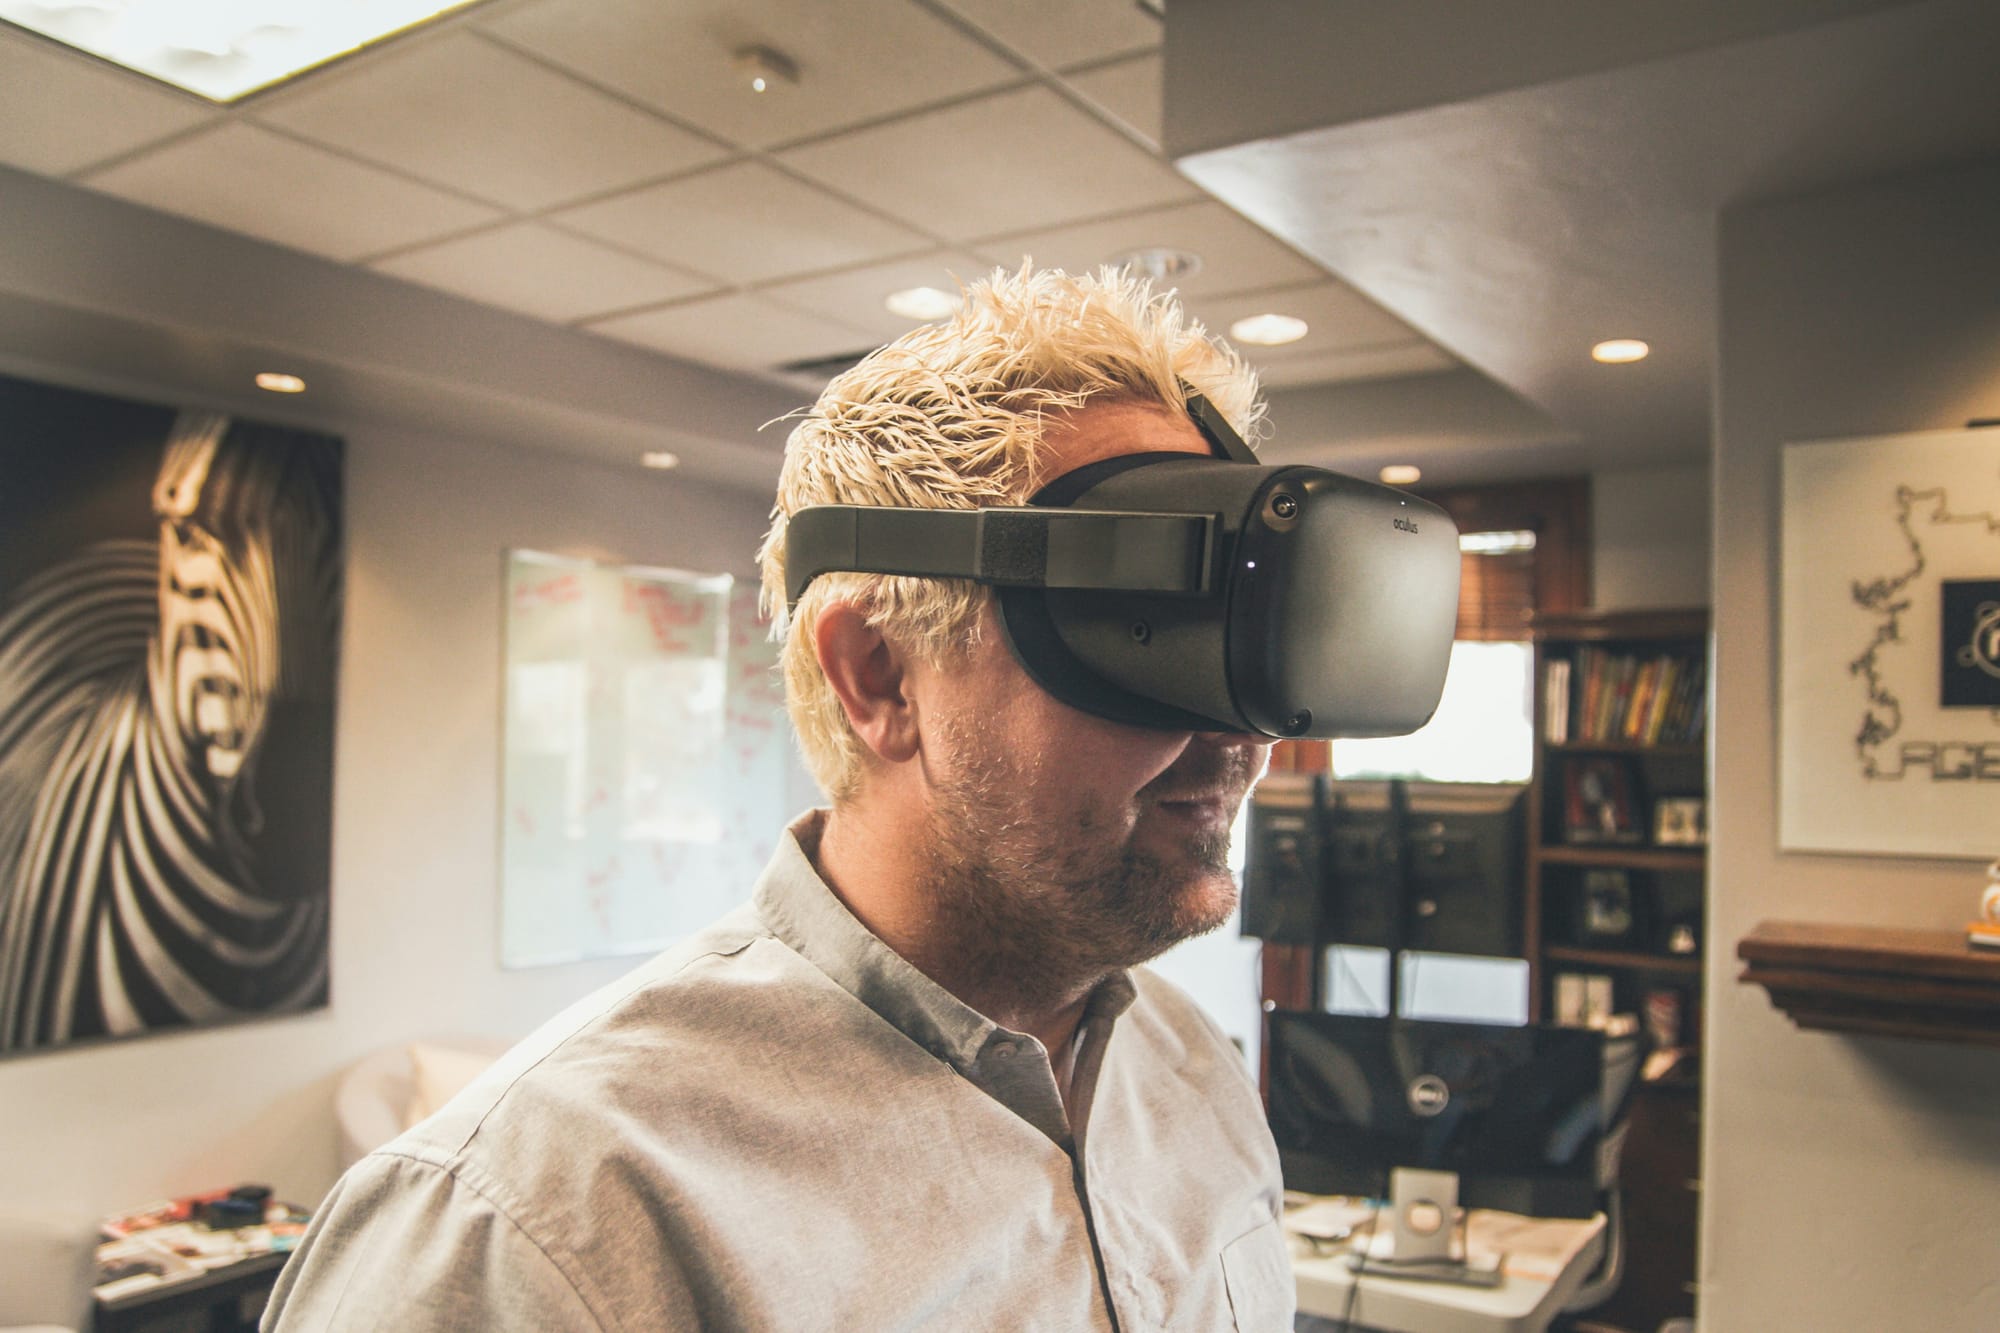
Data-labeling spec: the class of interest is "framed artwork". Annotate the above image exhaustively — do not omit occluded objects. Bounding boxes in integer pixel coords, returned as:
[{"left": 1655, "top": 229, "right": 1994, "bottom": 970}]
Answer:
[
  {"left": 1780, "top": 427, "right": 2000, "bottom": 857},
  {"left": 0, "top": 372, "right": 342, "bottom": 1055},
  {"left": 1562, "top": 757, "right": 1643, "bottom": 845},
  {"left": 1652, "top": 796, "right": 1707, "bottom": 847},
  {"left": 1577, "top": 869, "right": 1637, "bottom": 945}
]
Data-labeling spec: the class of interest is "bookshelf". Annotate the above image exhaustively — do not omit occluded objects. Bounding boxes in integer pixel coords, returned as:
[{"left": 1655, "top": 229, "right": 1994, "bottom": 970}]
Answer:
[
  {"left": 1527, "top": 606, "right": 1708, "bottom": 1333},
  {"left": 1527, "top": 606, "right": 1710, "bottom": 1038}
]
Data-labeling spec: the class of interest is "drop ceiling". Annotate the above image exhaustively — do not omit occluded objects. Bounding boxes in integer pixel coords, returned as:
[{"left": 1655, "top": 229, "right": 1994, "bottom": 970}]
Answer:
[
  {"left": 0, "top": 0, "right": 1459, "bottom": 488},
  {"left": 0, "top": 0, "right": 1993, "bottom": 492}
]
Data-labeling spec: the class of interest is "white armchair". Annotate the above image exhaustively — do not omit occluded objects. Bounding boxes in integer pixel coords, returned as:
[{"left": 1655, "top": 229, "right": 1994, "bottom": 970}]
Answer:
[
  {"left": 0, "top": 1206, "right": 97, "bottom": 1333},
  {"left": 333, "top": 1038, "right": 510, "bottom": 1172}
]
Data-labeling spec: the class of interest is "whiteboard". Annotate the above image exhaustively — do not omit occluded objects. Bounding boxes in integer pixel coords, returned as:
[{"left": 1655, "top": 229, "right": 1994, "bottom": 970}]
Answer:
[{"left": 499, "top": 551, "right": 788, "bottom": 967}]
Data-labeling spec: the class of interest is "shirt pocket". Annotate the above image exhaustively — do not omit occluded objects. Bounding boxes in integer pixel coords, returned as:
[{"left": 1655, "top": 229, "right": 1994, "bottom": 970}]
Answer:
[{"left": 1220, "top": 1216, "right": 1294, "bottom": 1332}]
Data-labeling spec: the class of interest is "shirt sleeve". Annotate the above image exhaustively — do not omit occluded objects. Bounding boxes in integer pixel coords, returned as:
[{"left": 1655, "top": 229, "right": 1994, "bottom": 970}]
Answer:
[{"left": 262, "top": 1150, "right": 619, "bottom": 1332}]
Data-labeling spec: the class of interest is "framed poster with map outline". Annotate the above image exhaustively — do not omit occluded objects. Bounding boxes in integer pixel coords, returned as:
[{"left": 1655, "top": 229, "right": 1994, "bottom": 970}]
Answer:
[{"left": 1780, "top": 426, "right": 2000, "bottom": 858}]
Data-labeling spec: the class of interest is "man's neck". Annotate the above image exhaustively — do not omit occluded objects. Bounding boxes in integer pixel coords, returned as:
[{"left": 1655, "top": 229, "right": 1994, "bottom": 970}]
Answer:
[{"left": 812, "top": 801, "right": 1102, "bottom": 1058}]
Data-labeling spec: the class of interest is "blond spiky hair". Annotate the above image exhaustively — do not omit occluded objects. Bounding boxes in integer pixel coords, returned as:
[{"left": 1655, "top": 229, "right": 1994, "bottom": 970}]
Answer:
[{"left": 757, "top": 264, "right": 1263, "bottom": 801}]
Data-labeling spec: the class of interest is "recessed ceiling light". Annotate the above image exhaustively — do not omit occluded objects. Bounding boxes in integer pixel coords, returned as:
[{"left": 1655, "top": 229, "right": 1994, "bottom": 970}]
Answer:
[
  {"left": 1108, "top": 247, "right": 1203, "bottom": 283},
  {"left": 1230, "top": 313, "right": 1309, "bottom": 347},
  {"left": 641, "top": 451, "right": 680, "bottom": 470},
  {"left": 0, "top": 0, "right": 482, "bottom": 103},
  {"left": 883, "top": 286, "right": 960, "bottom": 321},
  {"left": 1379, "top": 464, "right": 1422, "bottom": 485},
  {"left": 255, "top": 372, "right": 306, "bottom": 394},
  {"left": 733, "top": 44, "right": 798, "bottom": 93},
  {"left": 1591, "top": 338, "right": 1650, "bottom": 364}
]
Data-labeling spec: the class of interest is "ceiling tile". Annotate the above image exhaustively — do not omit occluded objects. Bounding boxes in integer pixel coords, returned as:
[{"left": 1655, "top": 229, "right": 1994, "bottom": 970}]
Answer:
[
  {"left": 80, "top": 123, "right": 502, "bottom": 262},
  {"left": 937, "top": 0, "right": 1160, "bottom": 70},
  {"left": 975, "top": 199, "right": 1325, "bottom": 299},
  {"left": 586, "top": 291, "right": 877, "bottom": 374},
  {"left": 756, "top": 249, "right": 994, "bottom": 343},
  {"left": 253, "top": 32, "right": 726, "bottom": 211},
  {"left": 0, "top": 28, "right": 216, "bottom": 176},
  {"left": 1187, "top": 281, "right": 1426, "bottom": 357},
  {"left": 481, "top": 0, "right": 1022, "bottom": 149},
  {"left": 778, "top": 85, "right": 1198, "bottom": 242},
  {"left": 1063, "top": 53, "right": 1162, "bottom": 149},
  {"left": 1253, "top": 343, "right": 1459, "bottom": 391},
  {"left": 550, "top": 160, "right": 928, "bottom": 285},
  {"left": 372, "top": 223, "right": 717, "bottom": 323}
]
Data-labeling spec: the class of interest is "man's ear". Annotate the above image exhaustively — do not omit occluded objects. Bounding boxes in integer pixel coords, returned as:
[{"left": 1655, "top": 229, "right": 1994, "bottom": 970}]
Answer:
[{"left": 812, "top": 603, "right": 920, "bottom": 765}]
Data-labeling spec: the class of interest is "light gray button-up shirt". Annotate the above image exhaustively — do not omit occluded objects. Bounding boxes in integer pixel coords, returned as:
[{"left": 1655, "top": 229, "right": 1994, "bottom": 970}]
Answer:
[{"left": 265, "top": 813, "right": 1293, "bottom": 1331}]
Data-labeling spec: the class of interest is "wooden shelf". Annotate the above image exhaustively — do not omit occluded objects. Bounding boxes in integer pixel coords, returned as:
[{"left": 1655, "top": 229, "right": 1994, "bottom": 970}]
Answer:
[
  {"left": 1530, "top": 606, "right": 1711, "bottom": 643},
  {"left": 1737, "top": 920, "right": 2000, "bottom": 1047},
  {"left": 1545, "top": 740, "right": 1704, "bottom": 758},
  {"left": 1537, "top": 844, "right": 1707, "bottom": 873},
  {"left": 1544, "top": 944, "right": 1703, "bottom": 974}
]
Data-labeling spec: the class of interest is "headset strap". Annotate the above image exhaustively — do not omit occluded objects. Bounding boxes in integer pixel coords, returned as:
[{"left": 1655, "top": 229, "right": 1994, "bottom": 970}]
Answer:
[
  {"left": 783, "top": 505, "right": 1212, "bottom": 607},
  {"left": 782, "top": 383, "right": 1248, "bottom": 606}
]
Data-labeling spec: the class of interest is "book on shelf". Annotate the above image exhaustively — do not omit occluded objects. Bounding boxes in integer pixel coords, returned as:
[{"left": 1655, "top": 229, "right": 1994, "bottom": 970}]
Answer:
[
  {"left": 1549, "top": 645, "right": 1706, "bottom": 746},
  {"left": 1968, "top": 920, "right": 2000, "bottom": 950},
  {"left": 1553, "top": 971, "right": 1617, "bottom": 1028},
  {"left": 1543, "top": 658, "right": 1572, "bottom": 742}
]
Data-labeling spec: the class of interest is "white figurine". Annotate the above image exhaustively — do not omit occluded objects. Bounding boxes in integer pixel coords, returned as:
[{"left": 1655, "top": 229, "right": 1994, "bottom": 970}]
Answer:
[{"left": 1983, "top": 860, "right": 2000, "bottom": 924}]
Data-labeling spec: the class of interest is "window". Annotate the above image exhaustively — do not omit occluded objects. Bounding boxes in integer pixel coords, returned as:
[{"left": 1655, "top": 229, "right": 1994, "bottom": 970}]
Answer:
[
  {"left": 1253, "top": 478, "right": 1592, "bottom": 1033},
  {"left": 1333, "top": 525, "right": 1543, "bottom": 784},
  {"left": 1333, "top": 638, "right": 1535, "bottom": 783}
]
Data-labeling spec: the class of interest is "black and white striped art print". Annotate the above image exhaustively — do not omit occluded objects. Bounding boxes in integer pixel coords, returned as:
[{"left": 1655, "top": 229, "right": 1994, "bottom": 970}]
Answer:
[{"left": 0, "top": 372, "right": 342, "bottom": 1055}]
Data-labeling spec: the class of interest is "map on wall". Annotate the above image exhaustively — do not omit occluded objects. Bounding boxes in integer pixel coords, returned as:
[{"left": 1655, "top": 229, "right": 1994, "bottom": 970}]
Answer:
[
  {"left": 1780, "top": 426, "right": 2000, "bottom": 858},
  {"left": 499, "top": 551, "right": 788, "bottom": 967}
]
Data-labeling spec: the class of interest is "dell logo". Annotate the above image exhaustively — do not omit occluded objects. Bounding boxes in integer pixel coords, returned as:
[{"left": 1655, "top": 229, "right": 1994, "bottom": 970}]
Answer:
[
  {"left": 1407, "top": 1074, "right": 1450, "bottom": 1117},
  {"left": 1393, "top": 516, "right": 1419, "bottom": 533}
]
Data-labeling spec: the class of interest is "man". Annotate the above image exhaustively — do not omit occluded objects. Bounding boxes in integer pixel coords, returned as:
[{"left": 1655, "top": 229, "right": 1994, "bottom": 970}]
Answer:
[{"left": 264, "top": 267, "right": 1294, "bottom": 1331}]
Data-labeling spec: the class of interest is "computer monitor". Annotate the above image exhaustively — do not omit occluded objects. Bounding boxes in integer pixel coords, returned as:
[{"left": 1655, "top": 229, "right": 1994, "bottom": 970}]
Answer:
[
  {"left": 1240, "top": 776, "right": 1525, "bottom": 958},
  {"left": 1324, "top": 779, "right": 1526, "bottom": 957},
  {"left": 1264, "top": 1009, "right": 1642, "bottom": 1220}
]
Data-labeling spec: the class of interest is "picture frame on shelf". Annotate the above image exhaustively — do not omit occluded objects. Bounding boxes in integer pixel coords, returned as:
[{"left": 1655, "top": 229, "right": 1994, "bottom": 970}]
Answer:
[
  {"left": 1577, "top": 868, "right": 1638, "bottom": 946},
  {"left": 1562, "top": 756, "right": 1644, "bottom": 844},
  {"left": 1652, "top": 795, "right": 1707, "bottom": 847}
]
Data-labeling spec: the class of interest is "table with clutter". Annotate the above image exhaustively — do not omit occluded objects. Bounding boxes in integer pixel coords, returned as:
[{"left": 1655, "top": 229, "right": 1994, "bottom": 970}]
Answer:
[{"left": 91, "top": 1186, "right": 308, "bottom": 1333}]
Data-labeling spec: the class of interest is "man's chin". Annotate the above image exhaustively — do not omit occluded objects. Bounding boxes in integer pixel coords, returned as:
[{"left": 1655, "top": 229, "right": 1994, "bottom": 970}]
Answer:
[
  {"left": 1123, "top": 871, "right": 1239, "bottom": 966},
  {"left": 1177, "top": 872, "right": 1241, "bottom": 938}
]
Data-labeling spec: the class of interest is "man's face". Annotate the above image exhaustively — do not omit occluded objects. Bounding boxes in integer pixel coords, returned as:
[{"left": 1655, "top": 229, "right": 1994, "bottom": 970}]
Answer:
[{"left": 908, "top": 399, "right": 1275, "bottom": 986}]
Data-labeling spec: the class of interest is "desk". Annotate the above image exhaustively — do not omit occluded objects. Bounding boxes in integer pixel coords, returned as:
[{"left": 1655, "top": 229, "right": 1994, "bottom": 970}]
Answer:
[
  {"left": 1287, "top": 1199, "right": 1606, "bottom": 1333},
  {"left": 94, "top": 1249, "right": 288, "bottom": 1333}
]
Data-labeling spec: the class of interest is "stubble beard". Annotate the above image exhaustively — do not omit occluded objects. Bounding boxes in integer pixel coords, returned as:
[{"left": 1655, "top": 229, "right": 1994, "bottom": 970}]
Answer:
[{"left": 921, "top": 734, "right": 1254, "bottom": 1013}]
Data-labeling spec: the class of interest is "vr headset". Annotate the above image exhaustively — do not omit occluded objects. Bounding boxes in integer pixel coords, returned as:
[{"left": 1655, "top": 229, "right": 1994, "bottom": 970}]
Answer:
[{"left": 784, "top": 392, "right": 1460, "bottom": 740}]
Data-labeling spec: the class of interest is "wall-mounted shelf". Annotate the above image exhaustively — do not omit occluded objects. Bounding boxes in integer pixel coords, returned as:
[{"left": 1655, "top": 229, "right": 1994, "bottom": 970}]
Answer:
[{"left": 1737, "top": 920, "right": 2000, "bottom": 1047}]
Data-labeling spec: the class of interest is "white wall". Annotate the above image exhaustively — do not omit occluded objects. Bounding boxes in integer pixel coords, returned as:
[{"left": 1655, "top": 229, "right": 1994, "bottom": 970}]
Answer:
[
  {"left": 1593, "top": 462, "right": 1711, "bottom": 611},
  {"left": 1705, "top": 157, "right": 2000, "bottom": 1329},
  {"left": 0, "top": 399, "right": 773, "bottom": 1221}
]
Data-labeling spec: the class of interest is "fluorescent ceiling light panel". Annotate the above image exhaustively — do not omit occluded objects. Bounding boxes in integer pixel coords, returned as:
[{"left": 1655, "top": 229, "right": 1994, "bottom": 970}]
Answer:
[{"left": 0, "top": 0, "right": 483, "bottom": 104}]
